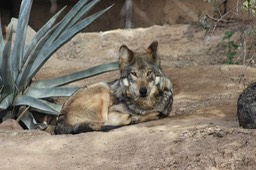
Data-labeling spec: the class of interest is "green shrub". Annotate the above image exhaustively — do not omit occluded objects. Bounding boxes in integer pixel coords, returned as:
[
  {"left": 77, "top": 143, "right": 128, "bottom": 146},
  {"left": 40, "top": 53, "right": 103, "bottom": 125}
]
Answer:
[{"left": 222, "top": 31, "right": 239, "bottom": 64}]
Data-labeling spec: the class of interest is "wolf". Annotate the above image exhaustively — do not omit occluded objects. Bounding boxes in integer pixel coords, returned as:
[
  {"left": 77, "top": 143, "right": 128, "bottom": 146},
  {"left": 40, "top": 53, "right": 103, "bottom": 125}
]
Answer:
[
  {"left": 237, "top": 82, "right": 256, "bottom": 129},
  {"left": 54, "top": 41, "right": 173, "bottom": 134}
]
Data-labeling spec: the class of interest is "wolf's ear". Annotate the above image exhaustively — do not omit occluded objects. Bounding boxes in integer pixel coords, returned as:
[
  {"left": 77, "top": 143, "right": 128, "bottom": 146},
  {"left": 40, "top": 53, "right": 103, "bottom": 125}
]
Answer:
[
  {"left": 119, "top": 45, "right": 134, "bottom": 71},
  {"left": 147, "top": 41, "right": 160, "bottom": 66}
]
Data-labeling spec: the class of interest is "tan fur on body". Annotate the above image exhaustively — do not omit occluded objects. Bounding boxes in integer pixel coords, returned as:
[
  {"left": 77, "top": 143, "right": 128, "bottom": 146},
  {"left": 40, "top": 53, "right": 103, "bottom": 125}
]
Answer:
[{"left": 54, "top": 41, "right": 173, "bottom": 134}]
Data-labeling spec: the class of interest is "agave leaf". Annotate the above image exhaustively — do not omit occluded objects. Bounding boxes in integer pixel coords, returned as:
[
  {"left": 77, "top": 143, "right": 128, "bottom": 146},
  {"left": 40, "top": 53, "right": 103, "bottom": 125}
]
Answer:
[
  {"left": 10, "top": 0, "right": 33, "bottom": 79},
  {"left": 41, "top": 0, "right": 89, "bottom": 49},
  {"left": 56, "top": 4, "right": 114, "bottom": 46},
  {"left": 22, "top": 7, "right": 66, "bottom": 70},
  {"left": 16, "top": 22, "right": 61, "bottom": 89},
  {"left": 1, "top": 27, "right": 14, "bottom": 95},
  {"left": 39, "top": 100, "right": 62, "bottom": 113},
  {"left": 0, "top": 93, "right": 14, "bottom": 110},
  {"left": 0, "top": 18, "right": 5, "bottom": 65},
  {"left": 14, "top": 95, "right": 60, "bottom": 115},
  {"left": 66, "top": 0, "right": 100, "bottom": 29},
  {"left": 59, "top": 4, "right": 114, "bottom": 44},
  {"left": 28, "top": 4, "right": 113, "bottom": 81},
  {"left": 0, "top": 79, "right": 2, "bottom": 86},
  {"left": 33, "top": 62, "right": 118, "bottom": 88},
  {"left": 25, "top": 86, "right": 79, "bottom": 98},
  {"left": 0, "top": 19, "right": 4, "bottom": 89},
  {"left": 20, "top": 110, "right": 37, "bottom": 129}
]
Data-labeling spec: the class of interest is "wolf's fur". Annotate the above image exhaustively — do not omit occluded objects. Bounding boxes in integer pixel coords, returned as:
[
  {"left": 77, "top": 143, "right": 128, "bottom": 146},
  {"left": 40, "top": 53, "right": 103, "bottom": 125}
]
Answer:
[
  {"left": 54, "top": 41, "right": 173, "bottom": 134},
  {"left": 237, "top": 82, "right": 256, "bottom": 129}
]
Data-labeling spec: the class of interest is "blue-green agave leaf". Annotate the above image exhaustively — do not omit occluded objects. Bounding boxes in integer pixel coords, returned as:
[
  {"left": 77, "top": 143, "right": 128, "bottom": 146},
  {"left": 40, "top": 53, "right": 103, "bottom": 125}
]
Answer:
[
  {"left": 25, "top": 86, "right": 79, "bottom": 98},
  {"left": 55, "top": 4, "right": 113, "bottom": 48},
  {"left": 0, "top": 19, "right": 5, "bottom": 63},
  {"left": 66, "top": 0, "right": 100, "bottom": 30},
  {"left": 41, "top": 0, "right": 89, "bottom": 49},
  {"left": 0, "top": 93, "right": 14, "bottom": 110},
  {"left": 10, "top": 0, "right": 33, "bottom": 79},
  {"left": 22, "top": 7, "right": 66, "bottom": 69},
  {"left": 0, "top": 18, "right": 4, "bottom": 83},
  {"left": 20, "top": 111, "right": 37, "bottom": 130},
  {"left": 14, "top": 95, "right": 60, "bottom": 115},
  {"left": 33, "top": 62, "right": 118, "bottom": 88},
  {"left": 16, "top": 23, "right": 61, "bottom": 89},
  {"left": 1, "top": 27, "right": 14, "bottom": 94},
  {"left": 39, "top": 100, "right": 62, "bottom": 113},
  {"left": 57, "top": 5, "right": 113, "bottom": 47},
  {"left": 28, "top": 4, "right": 112, "bottom": 81}
]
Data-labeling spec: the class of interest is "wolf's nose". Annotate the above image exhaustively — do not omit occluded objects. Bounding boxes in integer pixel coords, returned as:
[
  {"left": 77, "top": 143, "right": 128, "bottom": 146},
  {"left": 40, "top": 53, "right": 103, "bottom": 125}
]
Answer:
[{"left": 139, "top": 87, "right": 147, "bottom": 97}]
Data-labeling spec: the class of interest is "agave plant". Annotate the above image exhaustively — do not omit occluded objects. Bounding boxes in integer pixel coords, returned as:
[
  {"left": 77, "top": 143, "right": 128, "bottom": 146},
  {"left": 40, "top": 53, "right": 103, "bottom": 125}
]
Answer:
[{"left": 0, "top": 0, "right": 118, "bottom": 129}]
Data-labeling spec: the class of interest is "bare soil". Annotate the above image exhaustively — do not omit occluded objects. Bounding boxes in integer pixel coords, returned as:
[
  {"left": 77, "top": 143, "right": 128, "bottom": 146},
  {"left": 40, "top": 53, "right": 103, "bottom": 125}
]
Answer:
[{"left": 1, "top": 23, "right": 256, "bottom": 170}]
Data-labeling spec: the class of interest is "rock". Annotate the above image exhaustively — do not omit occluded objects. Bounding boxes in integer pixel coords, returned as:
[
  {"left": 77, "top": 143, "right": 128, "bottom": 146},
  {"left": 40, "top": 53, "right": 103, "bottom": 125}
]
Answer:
[{"left": 0, "top": 119, "right": 23, "bottom": 130}]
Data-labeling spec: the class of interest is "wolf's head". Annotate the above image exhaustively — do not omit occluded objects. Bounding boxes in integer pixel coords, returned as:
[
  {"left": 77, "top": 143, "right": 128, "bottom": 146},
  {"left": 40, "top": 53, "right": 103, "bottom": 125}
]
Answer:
[{"left": 116, "top": 41, "right": 172, "bottom": 111}]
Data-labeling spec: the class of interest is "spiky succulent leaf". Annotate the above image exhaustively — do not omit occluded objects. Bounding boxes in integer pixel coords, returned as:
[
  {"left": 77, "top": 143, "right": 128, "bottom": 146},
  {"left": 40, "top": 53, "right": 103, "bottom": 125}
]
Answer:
[
  {"left": 67, "top": 0, "right": 98, "bottom": 28},
  {"left": 43, "top": 0, "right": 89, "bottom": 44},
  {"left": 0, "top": 93, "right": 14, "bottom": 110},
  {"left": 28, "top": 3, "right": 113, "bottom": 82},
  {"left": 17, "top": 8, "right": 66, "bottom": 88},
  {"left": 1, "top": 27, "right": 14, "bottom": 97},
  {"left": 14, "top": 95, "right": 60, "bottom": 115},
  {"left": 20, "top": 110, "right": 37, "bottom": 129},
  {"left": 33, "top": 62, "right": 118, "bottom": 88},
  {"left": 16, "top": 23, "right": 61, "bottom": 89},
  {"left": 16, "top": 6, "right": 65, "bottom": 89},
  {"left": 0, "top": 19, "right": 5, "bottom": 72},
  {"left": 39, "top": 100, "right": 62, "bottom": 113},
  {"left": 25, "top": 86, "right": 79, "bottom": 98},
  {"left": 23, "top": 7, "right": 66, "bottom": 63},
  {"left": 27, "top": 0, "right": 93, "bottom": 77},
  {"left": 11, "top": 0, "right": 32, "bottom": 80}
]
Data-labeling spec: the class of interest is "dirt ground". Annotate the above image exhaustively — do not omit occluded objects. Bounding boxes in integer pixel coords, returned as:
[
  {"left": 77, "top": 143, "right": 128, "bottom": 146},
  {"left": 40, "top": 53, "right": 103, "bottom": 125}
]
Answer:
[{"left": 1, "top": 23, "right": 256, "bottom": 170}]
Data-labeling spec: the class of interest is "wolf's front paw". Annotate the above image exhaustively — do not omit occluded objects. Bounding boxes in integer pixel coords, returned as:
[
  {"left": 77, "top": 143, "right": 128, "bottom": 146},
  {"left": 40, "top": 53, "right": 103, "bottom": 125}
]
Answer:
[
  {"left": 88, "top": 122, "right": 103, "bottom": 131},
  {"left": 130, "top": 116, "right": 140, "bottom": 124}
]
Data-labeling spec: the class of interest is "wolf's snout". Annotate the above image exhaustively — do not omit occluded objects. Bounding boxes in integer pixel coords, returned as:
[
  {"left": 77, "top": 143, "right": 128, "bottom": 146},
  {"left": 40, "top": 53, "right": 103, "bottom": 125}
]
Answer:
[{"left": 139, "top": 87, "right": 147, "bottom": 97}]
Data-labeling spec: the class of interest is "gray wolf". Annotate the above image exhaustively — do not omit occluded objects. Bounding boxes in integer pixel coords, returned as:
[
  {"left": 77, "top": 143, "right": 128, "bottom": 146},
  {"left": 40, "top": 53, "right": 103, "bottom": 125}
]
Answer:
[
  {"left": 54, "top": 41, "right": 173, "bottom": 134},
  {"left": 237, "top": 82, "right": 256, "bottom": 128}
]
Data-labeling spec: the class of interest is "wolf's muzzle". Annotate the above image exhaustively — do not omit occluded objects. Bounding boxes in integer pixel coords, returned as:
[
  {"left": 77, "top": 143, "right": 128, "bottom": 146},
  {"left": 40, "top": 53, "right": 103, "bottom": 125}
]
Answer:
[{"left": 139, "top": 87, "right": 147, "bottom": 97}]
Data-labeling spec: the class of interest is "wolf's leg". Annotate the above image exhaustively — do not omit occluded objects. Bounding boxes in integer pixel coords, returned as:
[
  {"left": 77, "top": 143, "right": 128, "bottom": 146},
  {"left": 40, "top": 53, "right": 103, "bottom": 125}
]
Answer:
[
  {"left": 103, "top": 103, "right": 134, "bottom": 127},
  {"left": 100, "top": 111, "right": 133, "bottom": 131},
  {"left": 154, "top": 76, "right": 173, "bottom": 116},
  {"left": 103, "top": 111, "right": 161, "bottom": 126},
  {"left": 103, "top": 111, "right": 132, "bottom": 127},
  {"left": 131, "top": 112, "right": 160, "bottom": 124},
  {"left": 102, "top": 111, "right": 160, "bottom": 130},
  {"left": 154, "top": 90, "right": 173, "bottom": 116},
  {"left": 102, "top": 104, "right": 162, "bottom": 130}
]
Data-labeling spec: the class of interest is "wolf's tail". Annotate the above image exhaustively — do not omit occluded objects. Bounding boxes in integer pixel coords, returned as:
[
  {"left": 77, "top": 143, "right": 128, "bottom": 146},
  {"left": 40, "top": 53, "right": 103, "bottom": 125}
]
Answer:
[{"left": 54, "top": 116, "right": 102, "bottom": 135}]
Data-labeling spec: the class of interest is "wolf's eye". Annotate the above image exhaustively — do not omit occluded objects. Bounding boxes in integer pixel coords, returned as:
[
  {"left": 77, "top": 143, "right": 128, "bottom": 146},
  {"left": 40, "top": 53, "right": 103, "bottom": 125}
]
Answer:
[
  {"left": 146, "top": 71, "right": 152, "bottom": 77},
  {"left": 130, "top": 71, "right": 137, "bottom": 77}
]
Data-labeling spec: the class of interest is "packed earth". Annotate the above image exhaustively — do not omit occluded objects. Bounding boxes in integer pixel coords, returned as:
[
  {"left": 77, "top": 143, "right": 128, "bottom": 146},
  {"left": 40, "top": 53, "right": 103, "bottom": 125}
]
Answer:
[{"left": 1, "top": 1, "right": 256, "bottom": 170}]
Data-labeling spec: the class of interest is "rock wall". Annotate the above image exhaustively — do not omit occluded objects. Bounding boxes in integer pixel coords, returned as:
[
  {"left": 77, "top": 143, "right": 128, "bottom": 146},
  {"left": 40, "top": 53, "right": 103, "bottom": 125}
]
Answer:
[{"left": 1, "top": 0, "right": 237, "bottom": 32}]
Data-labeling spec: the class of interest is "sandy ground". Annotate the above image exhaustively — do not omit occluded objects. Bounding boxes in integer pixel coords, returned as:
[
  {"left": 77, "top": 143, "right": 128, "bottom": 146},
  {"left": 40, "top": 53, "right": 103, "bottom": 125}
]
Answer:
[{"left": 1, "top": 25, "right": 256, "bottom": 170}]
